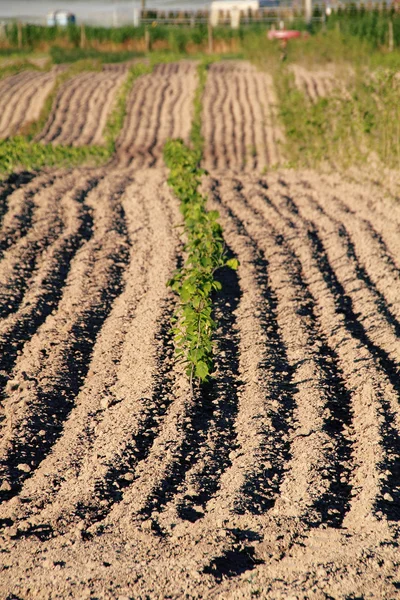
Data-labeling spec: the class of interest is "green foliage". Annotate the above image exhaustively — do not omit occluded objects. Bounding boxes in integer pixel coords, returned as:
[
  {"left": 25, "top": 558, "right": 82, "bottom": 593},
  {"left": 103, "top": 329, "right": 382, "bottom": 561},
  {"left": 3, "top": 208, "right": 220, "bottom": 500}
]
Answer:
[
  {"left": 0, "top": 62, "right": 39, "bottom": 81},
  {"left": 273, "top": 53, "right": 400, "bottom": 169},
  {"left": 164, "top": 61, "right": 238, "bottom": 386},
  {"left": 164, "top": 139, "right": 232, "bottom": 384},
  {"left": 50, "top": 46, "right": 144, "bottom": 64},
  {"left": 0, "top": 136, "right": 107, "bottom": 173},
  {"left": 276, "top": 69, "right": 363, "bottom": 168}
]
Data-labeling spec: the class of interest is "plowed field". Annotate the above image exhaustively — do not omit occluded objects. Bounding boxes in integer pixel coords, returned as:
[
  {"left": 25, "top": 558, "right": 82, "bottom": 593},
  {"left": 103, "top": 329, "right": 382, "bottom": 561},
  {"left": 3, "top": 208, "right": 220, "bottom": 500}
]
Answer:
[
  {"left": 0, "top": 69, "right": 58, "bottom": 138},
  {"left": 202, "top": 62, "right": 284, "bottom": 172},
  {"left": 115, "top": 61, "right": 198, "bottom": 168},
  {"left": 0, "top": 60, "right": 400, "bottom": 600},
  {"left": 37, "top": 66, "right": 128, "bottom": 146},
  {"left": 290, "top": 64, "right": 339, "bottom": 101}
]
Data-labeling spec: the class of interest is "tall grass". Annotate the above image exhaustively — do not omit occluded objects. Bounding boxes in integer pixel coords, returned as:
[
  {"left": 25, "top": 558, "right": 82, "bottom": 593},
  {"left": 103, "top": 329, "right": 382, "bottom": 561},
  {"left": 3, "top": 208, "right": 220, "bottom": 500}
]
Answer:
[{"left": 244, "top": 29, "right": 400, "bottom": 169}]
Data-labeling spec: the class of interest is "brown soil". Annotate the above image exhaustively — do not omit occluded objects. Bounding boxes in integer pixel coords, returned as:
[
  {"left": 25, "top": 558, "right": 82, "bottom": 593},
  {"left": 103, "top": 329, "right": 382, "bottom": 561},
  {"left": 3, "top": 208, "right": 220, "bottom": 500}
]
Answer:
[
  {"left": 202, "top": 61, "right": 284, "bottom": 172},
  {"left": 37, "top": 66, "right": 128, "bottom": 146},
  {"left": 114, "top": 61, "right": 198, "bottom": 168},
  {"left": 0, "top": 69, "right": 57, "bottom": 138},
  {"left": 0, "top": 60, "right": 400, "bottom": 600},
  {"left": 290, "top": 64, "right": 340, "bottom": 101}
]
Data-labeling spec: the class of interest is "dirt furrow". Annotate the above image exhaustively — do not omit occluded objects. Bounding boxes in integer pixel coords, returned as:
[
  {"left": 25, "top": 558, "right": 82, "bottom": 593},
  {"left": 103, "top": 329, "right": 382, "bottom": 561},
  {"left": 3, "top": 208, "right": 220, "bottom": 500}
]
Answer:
[
  {"left": 118, "top": 75, "right": 169, "bottom": 168},
  {"left": 203, "top": 62, "right": 284, "bottom": 172},
  {"left": 125, "top": 255, "right": 242, "bottom": 531},
  {"left": 115, "top": 62, "right": 197, "bottom": 168},
  {"left": 240, "top": 174, "right": 400, "bottom": 528},
  {"left": 248, "top": 74, "right": 269, "bottom": 172},
  {"left": 321, "top": 171, "right": 400, "bottom": 270},
  {"left": 68, "top": 72, "right": 125, "bottom": 147},
  {"left": 346, "top": 167, "right": 400, "bottom": 225},
  {"left": 0, "top": 71, "right": 39, "bottom": 131},
  {"left": 0, "top": 169, "right": 183, "bottom": 534},
  {"left": 285, "top": 181, "right": 400, "bottom": 373},
  {"left": 0, "top": 172, "right": 37, "bottom": 232},
  {"left": 0, "top": 171, "right": 130, "bottom": 499},
  {"left": 49, "top": 76, "right": 99, "bottom": 145},
  {"left": 201, "top": 65, "right": 222, "bottom": 170},
  {"left": 242, "top": 72, "right": 258, "bottom": 171},
  {"left": 0, "top": 172, "right": 57, "bottom": 254},
  {"left": 1, "top": 57, "right": 400, "bottom": 598},
  {"left": 85, "top": 74, "right": 125, "bottom": 146},
  {"left": 290, "top": 65, "right": 338, "bottom": 102},
  {"left": 142, "top": 78, "right": 171, "bottom": 168},
  {"left": 36, "top": 71, "right": 122, "bottom": 146},
  {"left": 297, "top": 177, "right": 400, "bottom": 329},
  {"left": 114, "top": 75, "right": 153, "bottom": 168},
  {"left": 0, "top": 71, "right": 56, "bottom": 138},
  {"left": 58, "top": 80, "right": 102, "bottom": 147},
  {"left": 36, "top": 72, "right": 93, "bottom": 143},
  {"left": 0, "top": 175, "right": 97, "bottom": 411},
  {"left": 148, "top": 173, "right": 296, "bottom": 533},
  {"left": 215, "top": 70, "right": 230, "bottom": 171},
  {"left": 208, "top": 176, "right": 353, "bottom": 530},
  {"left": 0, "top": 174, "right": 84, "bottom": 319}
]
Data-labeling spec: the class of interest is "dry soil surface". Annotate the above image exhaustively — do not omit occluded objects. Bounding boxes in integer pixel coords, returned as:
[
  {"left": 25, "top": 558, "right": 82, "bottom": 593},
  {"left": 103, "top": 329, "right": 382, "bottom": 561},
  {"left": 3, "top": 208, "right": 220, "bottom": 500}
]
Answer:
[
  {"left": 202, "top": 61, "right": 284, "bottom": 172},
  {"left": 0, "top": 69, "right": 57, "bottom": 139},
  {"left": 289, "top": 65, "right": 339, "bottom": 102},
  {"left": 0, "top": 60, "right": 399, "bottom": 600},
  {"left": 114, "top": 61, "right": 198, "bottom": 168},
  {"left": 37, "top": 66, "right": 128, "bottom": 146}
]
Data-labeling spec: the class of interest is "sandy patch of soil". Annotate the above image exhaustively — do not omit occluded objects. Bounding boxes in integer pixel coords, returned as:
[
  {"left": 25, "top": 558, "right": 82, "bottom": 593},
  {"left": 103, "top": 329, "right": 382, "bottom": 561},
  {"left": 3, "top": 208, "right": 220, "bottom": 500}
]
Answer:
[
  {"left": 114, "top": 61, "right": 198, "bottom": 168},
  {"left": 36, "top": 66, "right": 128, "bottom": 146},
  {"left": 202, "top": 61, "right": 284, "bottom": 173},
  {"left": 0, "top": 164, "right": 399, "bottom": 598},
  {"left": 0, "top": 69, "right": 58, "bottom": 138}
]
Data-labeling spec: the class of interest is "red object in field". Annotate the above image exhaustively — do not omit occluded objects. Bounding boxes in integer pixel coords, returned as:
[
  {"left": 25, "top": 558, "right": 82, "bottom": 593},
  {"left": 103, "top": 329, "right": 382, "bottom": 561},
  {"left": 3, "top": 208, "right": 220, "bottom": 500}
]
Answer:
[{"left": 268, "top": 30, "right": 301, "bottom": 41}]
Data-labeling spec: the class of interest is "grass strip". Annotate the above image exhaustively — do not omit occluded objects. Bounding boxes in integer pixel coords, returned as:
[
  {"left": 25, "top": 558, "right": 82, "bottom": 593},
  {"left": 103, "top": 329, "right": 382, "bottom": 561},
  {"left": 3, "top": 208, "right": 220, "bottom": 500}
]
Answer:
[
  {"left": 0, "top": 62, "right": 40, "bottom": 81},
  {"left": 164, "top": 61, "right": 238, "bottom": 387},
  {"left": 0, "top": 137, "right": 108, "bottom": 173},
  {"left": 274, "top": 65, "right": 400, "bottom": 169},
  {"left": 275, "top": 69, "right": 363, "bottom": 168}
]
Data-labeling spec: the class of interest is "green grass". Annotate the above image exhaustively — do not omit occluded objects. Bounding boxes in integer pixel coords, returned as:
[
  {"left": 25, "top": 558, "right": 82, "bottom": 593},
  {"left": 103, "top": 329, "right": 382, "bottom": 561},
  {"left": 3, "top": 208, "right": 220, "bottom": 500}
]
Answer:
[
  {"left": 274, "top": 69, "right": 363, "bottom": 168},
  {"left": 50, "top": 46, "right": 144, "bottom": 64},
  {"left": 0, "top": 61, "right": 40, "bottom": 80},
  {"left": 0, "top": 137, "right": 108, "bottom": 174},
  {"left": 242, "top": 29, "right": 400, "bottom": 170}
]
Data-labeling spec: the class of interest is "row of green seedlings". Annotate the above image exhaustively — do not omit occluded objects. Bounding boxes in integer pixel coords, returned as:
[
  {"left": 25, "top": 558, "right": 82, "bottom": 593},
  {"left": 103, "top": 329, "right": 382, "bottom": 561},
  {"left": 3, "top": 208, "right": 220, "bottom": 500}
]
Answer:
[
  {"left": 0, "top": 60, "right": 152, "bottom": 173},
  {"left": 164, "top": 62, "right": 238, "bottom": 389}
]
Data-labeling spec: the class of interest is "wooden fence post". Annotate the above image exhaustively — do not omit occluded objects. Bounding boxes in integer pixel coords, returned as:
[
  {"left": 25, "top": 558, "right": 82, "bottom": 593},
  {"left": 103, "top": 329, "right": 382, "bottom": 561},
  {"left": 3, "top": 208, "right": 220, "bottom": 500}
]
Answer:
[
  {"left": 80, "top": 23, "right": 86, "bottom": 49},
  {"left": 145, "top": 27, "right": 150, "bottom": 52},
  {"left": 17, "top": 20, "right": 23, "bottom": 49},
  {"left": 389, "top": 19, "right": 394, "bottom": 52},
  {"left": 208, "top": 20, "right": 213, "bottom": 54}
]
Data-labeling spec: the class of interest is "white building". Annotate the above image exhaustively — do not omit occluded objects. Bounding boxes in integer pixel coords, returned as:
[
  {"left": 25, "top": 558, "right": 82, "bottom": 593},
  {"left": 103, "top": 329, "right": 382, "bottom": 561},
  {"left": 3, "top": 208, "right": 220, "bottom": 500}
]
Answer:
[
  {"left": 210, "top": 1, "right": 259, "bottom": 27},
  {"left": 47, "top": 10, "right": 76, "bottom": 26}
]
